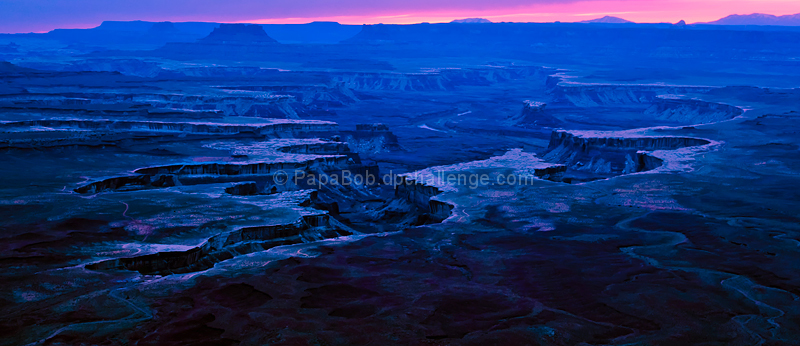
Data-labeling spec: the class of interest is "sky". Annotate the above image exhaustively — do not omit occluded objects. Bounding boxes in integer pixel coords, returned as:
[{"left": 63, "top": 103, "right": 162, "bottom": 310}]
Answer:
[{"left": 1, "top": 0, "right": 800, "bottom": 33}]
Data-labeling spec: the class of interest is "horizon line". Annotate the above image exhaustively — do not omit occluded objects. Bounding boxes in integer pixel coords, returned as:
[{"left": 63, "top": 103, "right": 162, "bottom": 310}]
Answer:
[{"left": 3, "top": 11, "right": 800, "bottom": 34}]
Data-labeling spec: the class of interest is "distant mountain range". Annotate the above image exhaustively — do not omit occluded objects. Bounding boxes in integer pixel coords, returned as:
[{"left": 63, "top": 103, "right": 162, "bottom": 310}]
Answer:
[
  {"left": 451, "top": 18, "right": 492, "bottom": 24},
  {"left": 575, "top": 13, "right": 800, "bottom": 26},
  {"left": 704, "top": 13, "right": 800, "bottom": 26},
  {"left": 579, "top": 16, "right": 634, "bottom": 24}
]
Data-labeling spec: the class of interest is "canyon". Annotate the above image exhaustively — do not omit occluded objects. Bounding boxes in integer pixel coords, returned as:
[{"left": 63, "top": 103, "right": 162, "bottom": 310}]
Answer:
[{"left": 1, "top": 21, "right": 799, "bottom": 345}]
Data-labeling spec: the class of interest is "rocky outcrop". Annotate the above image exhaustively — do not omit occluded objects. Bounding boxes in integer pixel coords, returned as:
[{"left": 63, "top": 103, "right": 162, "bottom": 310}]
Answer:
[
  {"left": 530, "top": 164, "right": 569, "bottom": 180},
  {"left": 645, "top": 98, "right": 743, "bottom": 124},
  {"left": 0, "top": 91, "right": 311, "bottom": 118},
  {"left": 429, "top": 200, "right": 454, "bottom": 221},
  {"left": 635, "top": 152, "right": 664, "bottom": 172},
  {"left": 1, "top": 119, "right": 339, "bottom": 149},
  {"left": 75, "top": 151, "right": 377, "bottom": 194},
  {"left": 136, "top": 93, "right": 300, "bottom": 118},
  {"left": 546, "top": 81, "right": 741, "bottom": 126},
  {"left": 134, "top": 156, "right": 352, "bottom": 176},
  {"left": 224, "top": 181, "right": 259, "bottom": 195},
  {"left": 15, "top": 59, "right": 168, "bottom": 79},
  {"left": 330, "top": 66, "right": 551, "bottom": 92},
  {"left": 356, "top": 124, "right": 390, "bottom": 132},
  {"left": 547, "top": 131, "right": 710, "bottom": 152},
  {"left": 523, "top": 100, "right": 546, "bottom": 113},
  {"left": 509, "top": 100, "right": 562, "bottom": 127},
  {"left": 86, "top": 214, "right": 349, "bottom": 275},
  {"left": 543, "top": 130, "right": 710, "bottom": 175},
  {"left": 277, "top": 142, "right": 351, "bottom": 155},
  {"left": 0, "top": 119, "right": 336, "bottom": 135},
  {"left": 332, "top": 72, "right": 451, "bottom": 91},
  {"left": 555, "top": 86, "right": 654, "bottom": 106},
  {"left": 341, "top": 124, "right": 401, "bottom": 153},
  {"left": 217, "top": 84, "right": 359, "bottom": 108},
  {"left": 74, "top": 174, "right": 179, "bottom": 194},
  {"left": 550, "top": 83, "right": 714, "bottom": 107},
  {"left": 394, "top": 177, "right": 454, "bottom": 222}
]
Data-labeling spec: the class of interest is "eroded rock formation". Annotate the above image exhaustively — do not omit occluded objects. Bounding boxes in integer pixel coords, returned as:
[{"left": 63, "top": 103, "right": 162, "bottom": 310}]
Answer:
[
  {"left": 86, "top": 214, "right": 349, "bottom": 275},
  {"left": 543, "top": 130, "right": 711, "bottom": 177}
]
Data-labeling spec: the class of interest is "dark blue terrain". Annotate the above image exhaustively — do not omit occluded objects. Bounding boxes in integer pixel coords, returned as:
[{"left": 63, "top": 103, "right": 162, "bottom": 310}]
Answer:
[{"left": 1, "top": 20, "right": 800, "bottom": 345}]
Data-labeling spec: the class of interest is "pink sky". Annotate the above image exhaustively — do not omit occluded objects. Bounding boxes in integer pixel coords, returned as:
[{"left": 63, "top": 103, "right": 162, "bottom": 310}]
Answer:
[
  {"left": 2, "top": 0, "right": 800, "bottom": 33},
  {"left": 249, "top": 0, "right": 800, "bottom": 25}
]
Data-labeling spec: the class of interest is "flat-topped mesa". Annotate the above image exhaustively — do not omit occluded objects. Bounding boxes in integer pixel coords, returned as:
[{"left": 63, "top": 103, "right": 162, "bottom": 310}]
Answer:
[
  {"left": 1, "top": 119, "right": 339, "bottom": 149},
  {"left": 134, "top": 156, "right": 353, "bottom": 176},
  {"left": 74, "top": 174, "right": 178, "bottom": 194},
  {"left": 76, "top": 156, "right": 378, "bottom": 194},
  {"left": 645, "top": 98, "right": 743, "bottom": 124},
  {"left": 0, "top": 119, "right": 337, "bottom": 135},
  {"left": 551, "top": 84, "right": 714, "bottom": 107},
  {"left": 145, "top": 22, "right": 182, "bottom": 36},
  {"left": 543, "top": 130, "right": 711, "bottom": 176},
  {"left": 547, "top": 131, "right": 710, "bottom": 152},
  {"left": 86, "top": 214, "right": 349, "bottom": 275},
  {"left": 200, "top": 24, "right": 278, "bottom": 44}
]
